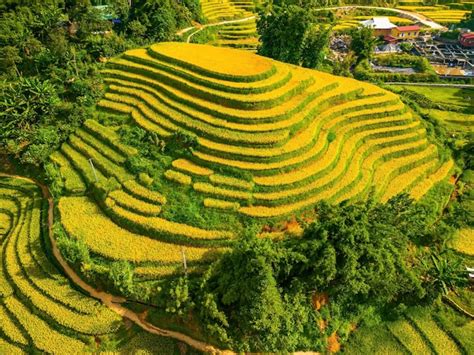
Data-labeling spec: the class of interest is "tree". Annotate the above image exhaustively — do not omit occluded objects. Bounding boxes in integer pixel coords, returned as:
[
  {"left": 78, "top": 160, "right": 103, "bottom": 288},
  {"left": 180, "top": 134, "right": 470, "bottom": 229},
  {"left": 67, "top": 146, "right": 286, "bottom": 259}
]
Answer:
[
  {"left": 350, "top": 26, "right": 377, "bottom": 63},
  {"left": 109, "top": 260, "right": 135, "bottom": 296},
  {"left": 0, "top": 77, "right": 59, "bottom": 142},
  {"left": 301, "top": 24, "right": 331, "bottom": 69},
  {"left": 198, "top": 236, "right": 289, "bottom": 351},
  {"left": 422, "top": 251, "right": 468, "bottom": 298},
  {"left": 459, "top": 9, "right": 474, "bottom": 30},
  {"left": 258, "top": 5, "right": 313, "bottom": 65}
]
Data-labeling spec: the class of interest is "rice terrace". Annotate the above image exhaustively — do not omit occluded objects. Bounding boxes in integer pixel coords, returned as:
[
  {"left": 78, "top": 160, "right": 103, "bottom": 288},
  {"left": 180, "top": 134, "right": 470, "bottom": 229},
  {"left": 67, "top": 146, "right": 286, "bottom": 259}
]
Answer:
[{"left": 0, "top": 0, "right": 473, "bottom": 354}]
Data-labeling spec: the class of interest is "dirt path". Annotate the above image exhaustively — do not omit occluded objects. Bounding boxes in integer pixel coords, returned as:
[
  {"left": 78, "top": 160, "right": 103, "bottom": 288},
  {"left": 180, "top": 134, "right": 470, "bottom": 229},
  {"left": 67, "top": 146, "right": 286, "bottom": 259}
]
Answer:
[
  {"left": 180, "top": 16, "right": 256, "bottom": 43},
  {"left": 0, "top": 172, "right": 233, "bottom": 354},
  {"left": 386, "top": 82, "right": 474, "bottom": 89}
]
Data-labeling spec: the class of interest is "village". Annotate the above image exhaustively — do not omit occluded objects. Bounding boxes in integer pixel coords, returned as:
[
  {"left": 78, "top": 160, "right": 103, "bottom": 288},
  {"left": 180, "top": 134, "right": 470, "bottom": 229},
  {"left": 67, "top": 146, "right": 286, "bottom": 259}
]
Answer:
[{"left": 358, "top": 16, "right": 474, "bottom": 78}]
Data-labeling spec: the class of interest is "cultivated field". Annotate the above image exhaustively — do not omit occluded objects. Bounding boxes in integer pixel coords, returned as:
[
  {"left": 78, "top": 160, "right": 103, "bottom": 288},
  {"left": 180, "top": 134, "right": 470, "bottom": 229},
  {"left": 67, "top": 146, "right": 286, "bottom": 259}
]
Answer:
[
  {"left": 198, "top": 0, "right": 259, "bottom": 51},
  {"left": 48, "top": 42, "right": 454, "bottom": 280},
  {"left": 0, "top": 176, "right": 122, "bottom": 352},
  {"left": 397, "top": 3, "right": 471, "bottom": 24}
]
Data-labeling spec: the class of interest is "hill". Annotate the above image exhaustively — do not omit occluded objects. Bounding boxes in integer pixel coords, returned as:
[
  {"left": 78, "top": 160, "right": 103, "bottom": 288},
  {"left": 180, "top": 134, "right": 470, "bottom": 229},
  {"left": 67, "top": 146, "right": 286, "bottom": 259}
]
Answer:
[{"left": 50, "top": 42, "right": 453, "bottom": 279}]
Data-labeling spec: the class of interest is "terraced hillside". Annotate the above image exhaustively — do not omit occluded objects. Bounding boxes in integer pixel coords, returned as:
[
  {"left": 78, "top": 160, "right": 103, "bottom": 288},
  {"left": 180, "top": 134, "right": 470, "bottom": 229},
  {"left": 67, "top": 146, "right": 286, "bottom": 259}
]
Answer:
[
  {"left": 200, "top": 0, "right": 259, "bottom": 51},
  {"left": 397, "top": 4, "right": 471, "bottom": 23},
  {"left": 53, "top": 42, "right": 453, "bottom": 279},
  {"left": 0, "top": 176, "right": 122, "bottom": 353},
  {"left": 346, "top": 305, "right": 473, "bottom": 354},
  {"left": 102, "top": 43, "right": 451, "bottom": 214}
]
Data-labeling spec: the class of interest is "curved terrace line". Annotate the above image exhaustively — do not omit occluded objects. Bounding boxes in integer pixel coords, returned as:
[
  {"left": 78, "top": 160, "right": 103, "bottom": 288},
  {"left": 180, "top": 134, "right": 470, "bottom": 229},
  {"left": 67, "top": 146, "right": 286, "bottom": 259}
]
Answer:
[
  {"left": 0, "top": 173, "right": 234, "bottom": 355},
  {"left": 315, "top": 6, "right": 447, "bottom": 30}
]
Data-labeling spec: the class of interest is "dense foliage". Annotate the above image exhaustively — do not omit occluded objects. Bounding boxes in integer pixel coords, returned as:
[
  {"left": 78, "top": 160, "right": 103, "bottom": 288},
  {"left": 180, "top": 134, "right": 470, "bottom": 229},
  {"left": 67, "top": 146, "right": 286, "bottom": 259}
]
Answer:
[
  {"left": 180, "top": 194, "right": 466, "bottom": 351},
  {"left": 257, "top": 3, "right": 332, "bottom": 69},
  {"left": 0, "top": 0, "right": 200, "bottom": 166}
]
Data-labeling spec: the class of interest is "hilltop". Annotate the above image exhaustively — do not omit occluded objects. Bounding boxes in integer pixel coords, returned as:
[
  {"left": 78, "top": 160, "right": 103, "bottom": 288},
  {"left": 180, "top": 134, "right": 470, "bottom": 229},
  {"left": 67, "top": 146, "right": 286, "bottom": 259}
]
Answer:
[{"left": 46, "top": 41, "right": 453, "bottom": 278}]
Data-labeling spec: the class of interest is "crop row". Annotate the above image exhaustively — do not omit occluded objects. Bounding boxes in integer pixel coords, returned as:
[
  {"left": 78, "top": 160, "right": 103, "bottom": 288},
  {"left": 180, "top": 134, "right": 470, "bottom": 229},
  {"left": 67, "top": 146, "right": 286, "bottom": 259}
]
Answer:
[
  {"left": 4, "top": 198, "right": 119, "bottom": 335},
  {"left": 108, "top": 57, "right": 310, "bottom": 110},
  {"left": 122, "top": 180, "right": 167, "bottom": 204},
  {"left": 61, "top": 143, "right": 106, "bottom": 185},
  {"left": 406, "top": 313, "right": 461, "bottom": 354},
  {"left": 68, "top": 135, "right": 133, "bottom": 182},
  {"left": 123, "top": 49, "right": 290, "bottom": 95},
  {"left": 108, "top": 189, "right": 162, "bottom": 216},
  {"left": 75, "top": 128, "right": 126, "bottom": 164},
  {"left": 104, "top": 72, "right": 319, "bottom": 132},
  {"left": 203, "top": 198, "right": 240, "bottom": 211},
  {"left": 103, "top": 86, "right": 290, "bottom": 146},
  {"left": 253, "top": 127, "right": 425, "bottom": 202},
  {"left": 193, "top": 109, "right": 411, "bottom": 179},
  {"left": 4, "top": 296, "right": 87, "bottom": 354},
  {"left": 147, "top": 43, "right": 275, "bottom": 83},
  {"left": 59, "top": 196, "right": 222, "bottom": 264},
  {"left": 197, "top": 94, "right": 404, "bottom": 164},
  {"left": 102, "top": 197, "right": 234, "bottom": 245},
  {"left": 103, "top": 65, "right": 340, "bottom": 125},
  {"left": 209, "top": 174, "right": 253, "bottom": 190},
  {"left": 0, "top": 302, "right": 28, "bottom": 346},
  {"left": 50, "top": 151, "right": 86, "bottom": 194},
  {"left": 253, "top": 111, "right": 413, "bottom": 188},
  {"left": 238, "top": 140, "right": 436, "bottom": 217},
  {"left": 172, "top": 158, "right": 213, "bottom": 176},
  {"left": 83, "top": 119, "right": 138, "bottom": 157},
  {"left": 409, "top": 159, "right": 453, "bottom": 200},
  {"left": 164, "top": 169, "right": 193, "bottom": 185}
]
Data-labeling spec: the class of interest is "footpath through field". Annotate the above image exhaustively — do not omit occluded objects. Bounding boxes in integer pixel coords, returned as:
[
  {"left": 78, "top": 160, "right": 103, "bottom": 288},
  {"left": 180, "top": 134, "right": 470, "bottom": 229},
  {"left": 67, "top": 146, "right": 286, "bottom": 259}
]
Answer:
[
  {"left": 315, "top": 6, "right": 447, "bottom": 30},
  {"left": 0, "top": 172, "right": 234, "bottom": 355},
  {"left": 180, "top": 16, "right": 257, "bottom": 43},
  {"left": 386, "top": 82, "right": 474, "bottom": 88}
]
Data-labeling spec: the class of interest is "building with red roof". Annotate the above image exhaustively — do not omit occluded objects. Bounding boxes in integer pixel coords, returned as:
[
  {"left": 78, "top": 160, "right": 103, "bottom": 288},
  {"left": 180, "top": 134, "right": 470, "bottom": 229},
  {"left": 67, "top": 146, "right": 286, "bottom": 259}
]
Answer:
[
  {"left": 460, "top": 33, "right": 474, "bottom": 47},
  {"left": 391, "top": 25, "right": 421, "bottom": 40}
]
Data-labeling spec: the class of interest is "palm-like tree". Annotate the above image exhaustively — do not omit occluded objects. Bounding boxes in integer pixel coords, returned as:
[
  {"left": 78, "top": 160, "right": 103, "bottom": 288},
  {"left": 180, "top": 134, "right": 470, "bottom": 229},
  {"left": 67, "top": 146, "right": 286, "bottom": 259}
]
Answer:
[{"left": 423, "top": 252, "right": 467, "bottom": 296}]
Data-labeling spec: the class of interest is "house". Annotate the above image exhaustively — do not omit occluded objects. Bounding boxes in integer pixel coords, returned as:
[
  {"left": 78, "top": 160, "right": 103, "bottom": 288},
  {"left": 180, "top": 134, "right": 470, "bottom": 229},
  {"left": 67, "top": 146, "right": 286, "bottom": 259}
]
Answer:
[
  {"left": 460, "top": 33, "right": 474, "bottom": 47},
  {"left": 361, "top": 17, "right": 396, "bottom": 37},
  {"left": 391, "top": 25, "right": 421, "bottom": 40}
]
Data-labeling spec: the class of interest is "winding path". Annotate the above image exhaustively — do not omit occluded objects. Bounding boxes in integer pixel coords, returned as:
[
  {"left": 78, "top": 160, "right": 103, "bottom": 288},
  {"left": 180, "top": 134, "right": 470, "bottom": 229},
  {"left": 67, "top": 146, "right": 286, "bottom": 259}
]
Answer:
[
  {"left": 315, "top": 6, "right": 447, "bottom": 30},
  {"left": 386, "top": 82, "right": 474, "bottom": 88},
  {"left": 0, "top": 172, "right": 233, "bottom": 355},
  {"left": 178, "top": 16, "right": 256, "bottom": 43}
]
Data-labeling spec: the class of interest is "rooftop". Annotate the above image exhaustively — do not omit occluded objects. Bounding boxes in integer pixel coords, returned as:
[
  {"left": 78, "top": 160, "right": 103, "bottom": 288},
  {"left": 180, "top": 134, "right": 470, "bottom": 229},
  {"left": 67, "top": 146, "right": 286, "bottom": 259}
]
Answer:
[
  {"left": 396, "top": 25, "right": 422, "bottom": 32},
  {"left": 361, "top": 17, "right": 396, "bottom": 30}
]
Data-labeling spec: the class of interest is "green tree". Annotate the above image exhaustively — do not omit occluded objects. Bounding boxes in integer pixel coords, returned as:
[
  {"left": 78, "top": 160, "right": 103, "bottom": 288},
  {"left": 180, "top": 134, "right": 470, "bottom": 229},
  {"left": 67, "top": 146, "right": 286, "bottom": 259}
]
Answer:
[
  {"left": 301, "top": 24, "right": 332, "bottom": 69},
  {"left": 350, "top": 26, "right": 377, "bottom": 63},
  {"left": 258, "top": 5, "right": 312, "bottom": 65},
  {"left": 0, "top": 77, "right": 59, "bottom": 142},
  {"left": 109, "top": 260, "right": 135, "bottom": 296},
  {"left": 199, "top": 236, "right": 288, "bottom": 351},
  {"left": 422, "top": 251, "right": 468, "bottom": 298}
]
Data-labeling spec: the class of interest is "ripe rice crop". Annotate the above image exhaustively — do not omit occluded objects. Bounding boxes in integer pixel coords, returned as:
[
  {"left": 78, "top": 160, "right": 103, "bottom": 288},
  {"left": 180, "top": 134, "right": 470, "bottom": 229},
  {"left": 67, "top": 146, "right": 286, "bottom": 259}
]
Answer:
[
  {"left": 387, "top": 320, "right": 432, "bottom": 354},
  {"left": 164, "top": 169, "right": 192, "bottom": 185},
  {"left": 204, "top": 198, "right": 240, "bottom": 211},
  {"left": 194, "top": 182, "right": 252, "bottom": 200},
  {"left": 209, "top": 174, "right": 253, "bottom": 190},
  {"left": 172, "top": 158, "right": 214, "bottom": 176},
  {"left": 122, "top": 180, "right": 167, "bottom": 205},
  {"left": 409, "top": 159, "right": 453, "bottom": 199},
  {"left": 149, "top": 42, "right": 274, "bottom": 80},
  {"left": 452, "top": 229, "right": 474, "bottom": 256},
  {"left": 109, "top": 189, "right": 162, "bottom": 216},
  {"left": 59, "top": 196, "right": 222, "bottom": 264},
  {"left": 0, "top": 177, "right": 122, "bottom": 353},
  {"left": 407, "top": 314, "right": 461, "bottom": 354},
  {"left": 104, "top": 198, "right": 234, "bottom": 241}
]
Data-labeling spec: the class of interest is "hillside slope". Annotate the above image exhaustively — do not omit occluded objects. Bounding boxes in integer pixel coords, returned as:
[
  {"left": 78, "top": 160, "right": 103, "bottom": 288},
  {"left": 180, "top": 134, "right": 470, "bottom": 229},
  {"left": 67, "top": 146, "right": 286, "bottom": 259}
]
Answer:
[
  {"left": 100, "top": 42, "right": 451, "bottom": 217},
  {"left": 53, "top": 42, "right": 453, "bottom": 279}
]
